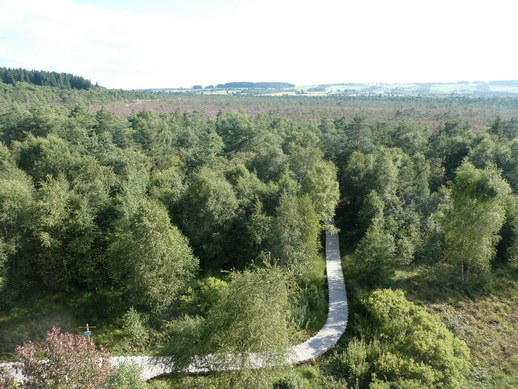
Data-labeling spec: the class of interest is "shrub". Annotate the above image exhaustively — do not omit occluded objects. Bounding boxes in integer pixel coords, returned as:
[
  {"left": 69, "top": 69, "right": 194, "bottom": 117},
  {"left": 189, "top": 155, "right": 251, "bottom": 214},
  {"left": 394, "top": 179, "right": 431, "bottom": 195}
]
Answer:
[
  {"left": 194, "top": 277, "right": 228, "bottom": 313},
  {"left": 106, "top": 362, "right": 148, "bottom": 389},
  {"left": 291, "top": 284, "right": 326, "bottom": 330},
  {"left": 16, "top": 327, "right": 114, "bottom": 388},
  {"left": 122, "top": 307, "right": 148, "bottom": 347},
  {"left": 363, "top": 289, "right": 470, "bottom": 387}
]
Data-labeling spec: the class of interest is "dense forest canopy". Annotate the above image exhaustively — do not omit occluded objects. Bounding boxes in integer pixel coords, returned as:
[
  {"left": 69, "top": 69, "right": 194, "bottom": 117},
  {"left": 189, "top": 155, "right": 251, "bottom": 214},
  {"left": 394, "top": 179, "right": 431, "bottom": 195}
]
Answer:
[
  {"left": 0, "top": 67, "right": 95, "bottom": 90},
  {"left": 0, "top": 71, "right": 517, "bottom": 388}
]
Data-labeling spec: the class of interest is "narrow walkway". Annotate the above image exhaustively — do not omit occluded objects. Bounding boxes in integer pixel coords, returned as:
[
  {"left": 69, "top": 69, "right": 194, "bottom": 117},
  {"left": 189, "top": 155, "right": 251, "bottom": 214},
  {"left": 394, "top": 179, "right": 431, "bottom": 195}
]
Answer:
[
  {"left": 112, "top": 219, "right": 348, "bottom": 379},
  {"left": 290, "top": 219, "right": 348, "bottom": 363},
  {"left": 1, "top": 220, "right": 348, "bottom": 381}
]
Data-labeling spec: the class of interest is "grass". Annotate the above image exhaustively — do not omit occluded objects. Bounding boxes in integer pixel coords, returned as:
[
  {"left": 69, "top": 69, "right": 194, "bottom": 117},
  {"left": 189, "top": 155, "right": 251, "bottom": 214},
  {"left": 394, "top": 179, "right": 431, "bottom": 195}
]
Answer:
[
  {"left": 0, "top": 294, "right": 77, "bottom": 361},
  {"left": 391, "top": 265, "right": 518, "bottom": 388},
  {"left": 289, "top": 253, "right": 329, "bottom": 345},
  {"left": 0, "top": 288, "right": 129, "bottom": 361},
  {"left": 431, "top": 296, "right": 518, "bottom": 387}
]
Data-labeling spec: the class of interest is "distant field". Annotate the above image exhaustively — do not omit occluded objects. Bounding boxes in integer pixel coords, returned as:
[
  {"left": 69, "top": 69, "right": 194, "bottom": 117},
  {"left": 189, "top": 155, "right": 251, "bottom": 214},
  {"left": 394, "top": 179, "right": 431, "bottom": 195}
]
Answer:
[
  {"left": 97, "top": 93, "right": 518, "bottom": 130},
  {"left": 300, "top": 82, "right": 518, "bottom": 96},
  {"left": 491, "top": 84, "right": 518, "bottom": 94},
  {"left": 148, "top": 81, "right": 518, "bottom": 98}
]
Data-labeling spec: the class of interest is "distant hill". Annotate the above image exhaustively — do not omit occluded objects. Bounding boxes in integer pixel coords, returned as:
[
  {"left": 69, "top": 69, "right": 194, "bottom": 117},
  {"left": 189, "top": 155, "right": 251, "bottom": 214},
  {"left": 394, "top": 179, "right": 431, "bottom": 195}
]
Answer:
[
  {"left": 0, "top": 67, "right": 94, "bottom": 90},
  {"left": 293, "top": 80, "right": 518, "bottom": 97},
  {"left": 216, "top": 81, "right": 294, "bottom": 89},
  {"left": 489, "top": 80, "right": 518, "bottom": 86}
]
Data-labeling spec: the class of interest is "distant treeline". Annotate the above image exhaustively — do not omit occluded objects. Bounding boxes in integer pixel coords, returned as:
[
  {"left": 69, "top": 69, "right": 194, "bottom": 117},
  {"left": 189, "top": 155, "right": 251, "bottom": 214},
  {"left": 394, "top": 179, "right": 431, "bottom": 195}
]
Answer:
[
  {"left": 216, "top": 81, "right": 294, "bottom": 89},
  {"left": 0, "top": 67, "right": 94, "bottom": 90}
]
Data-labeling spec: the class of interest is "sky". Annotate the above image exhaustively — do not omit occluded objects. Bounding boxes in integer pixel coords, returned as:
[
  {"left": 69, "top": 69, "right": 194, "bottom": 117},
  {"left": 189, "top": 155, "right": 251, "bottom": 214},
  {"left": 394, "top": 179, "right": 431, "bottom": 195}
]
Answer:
[{"left": 0, "top": 0, "right": 517, "bottom": 90}]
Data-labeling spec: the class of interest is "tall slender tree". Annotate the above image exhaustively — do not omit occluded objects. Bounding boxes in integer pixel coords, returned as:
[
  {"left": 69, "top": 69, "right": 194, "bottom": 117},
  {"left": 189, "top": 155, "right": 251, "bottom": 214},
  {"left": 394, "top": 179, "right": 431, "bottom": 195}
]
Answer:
[{"left": 442, "top": 161, "right": 513, "bottom": 280}]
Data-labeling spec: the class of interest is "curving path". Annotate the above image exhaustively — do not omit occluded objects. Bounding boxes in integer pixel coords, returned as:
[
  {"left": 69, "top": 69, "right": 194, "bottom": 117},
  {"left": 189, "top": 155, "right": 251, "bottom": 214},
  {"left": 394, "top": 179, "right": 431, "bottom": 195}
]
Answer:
[
  {"left": 1, "top": 219, "right": 348, "bottom": 381},
  {"left": 291, "top": 219, "right": 348, "bottom": 363}
]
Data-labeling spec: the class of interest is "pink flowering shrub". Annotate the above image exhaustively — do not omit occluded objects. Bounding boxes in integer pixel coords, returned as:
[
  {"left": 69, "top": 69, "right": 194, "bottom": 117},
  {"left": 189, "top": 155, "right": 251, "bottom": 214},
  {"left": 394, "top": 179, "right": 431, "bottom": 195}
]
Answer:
[{"left": 15, "top": 327, "right": 114, "bottom": 388}]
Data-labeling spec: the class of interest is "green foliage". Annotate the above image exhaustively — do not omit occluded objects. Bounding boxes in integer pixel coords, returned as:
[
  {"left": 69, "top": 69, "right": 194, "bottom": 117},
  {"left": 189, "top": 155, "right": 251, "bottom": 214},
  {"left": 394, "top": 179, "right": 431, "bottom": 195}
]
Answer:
[
  {"left": 336, "top": 113, "right": 375, "bottom": 156},
  {"left": 1, "top": 79, "right": 517, "bottom": 387},
  {"left": 332, "top": 289, "right": 470, "bottom": 388},
  {"left": 0, "top": 99, "right": 337, "bottom": 322},
  {"left": 354, "top": 218, "right": 396, "bottom": 287},
  {"left": 173, "top": 112, "right": 224, "bottom": 169},
  {"left": 0, "top": 149, "right": 33, "bottom": 289},
  {"left": 129, "top": 109, "right": 177, "bottom": 163},
  {"left": 216, "top": 111, "right": 257, "bottom": 152},
  {"left": 106, "top": 363, "right": 149, "bottom": 389},
  {"left": 162, "top": 314, "right": 207, "bottom": 370},
  {"left": 203, "top": 266, "right": 292, "bottom": 367},
  {"left": 442, "top": 161, "right": 513, "bottom": 280},
  {"left": 122, "top": 308, "right": 149, "bottom": 347},
  {"left": 291, "top": 283, "right": 326, "bottom": 331},
  {"left": 29, "top": 174, "right": 104, "bottom": 290},
  {"left": 250, "top": 146, "right": 288, "bottom": 183},
  {"left": 274, "top": 369, "right": 309, "bottom": 389},
  {"left": 167, "top": 266, "right": 292, "bottom": 388},
  {"left": 0, "top": 67, "right": 93, "bottom": 90},
  {"left": 489, "top": 115, "right": 518, "bottom": 141},
  {"left": 246, "top": 198, "right": 272, "bottom": 250},
  {"left": 13, "top": 135, "right": 70, "bottom": 182},
  {"left": 178, "top": 166, "right": 239, "bottom": 265},
  {"left": 364, "top": 289, "right": 470, "bottom": 387},
  {"left": 0, "top": 76, "right": 146, "bottom": 110},
  {"left": 301, "top": 159, "right": 340, "bottom": 220},
  {"left": 503, "top": 213, "right": 518, "bottom": 265},
  {"left": 332, "top": 338, "right": 380, "bottom": 385},
  {"left": 341, "top": 151, "right": 374, "bottom": 209},
  {"left": 267, "top": 193, "right": 320, "bottom": 274},
  {"left": 193, "top": 276, "right": 229, "bottom": 313},
  {"left": 387, "top": 121, "right": 429, "bottom": 156},
  {"left": 107, "top": 200, "right": 198, "bottom": 312},
  {"left": 427, "top": 119, "right": 473, "bottom": 183},
  {"left": 357, "top": 190, "right": 384, "bottom": 235}
]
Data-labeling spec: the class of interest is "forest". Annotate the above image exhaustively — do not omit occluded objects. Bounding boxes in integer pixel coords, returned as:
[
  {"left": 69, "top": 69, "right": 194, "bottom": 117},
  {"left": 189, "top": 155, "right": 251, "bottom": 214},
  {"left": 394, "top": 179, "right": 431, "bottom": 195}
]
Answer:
[
  {"left": 0, "top": 68, "right": 95, "bottom": 91},
  {"left": 0, "top": 73, "right": 517, "bottom": 388}
]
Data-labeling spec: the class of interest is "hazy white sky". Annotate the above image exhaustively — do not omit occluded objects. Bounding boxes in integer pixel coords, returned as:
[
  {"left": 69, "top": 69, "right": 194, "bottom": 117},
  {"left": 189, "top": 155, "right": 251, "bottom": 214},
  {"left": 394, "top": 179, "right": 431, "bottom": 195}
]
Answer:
[{"left": 1, "top": 0, "right": 516, "bottom": 89}]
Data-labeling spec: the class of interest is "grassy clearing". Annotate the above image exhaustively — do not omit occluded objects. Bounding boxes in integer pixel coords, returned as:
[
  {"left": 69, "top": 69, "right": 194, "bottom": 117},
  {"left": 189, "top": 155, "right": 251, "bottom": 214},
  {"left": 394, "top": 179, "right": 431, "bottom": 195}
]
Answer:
[
  {"left": 431, "top": 296, "right": 518, "bottom": 387},
  {"left": 392, "top": 266, "right": 518, "bottom": 388},
  {"left": 0, "top": 294, "right": 77, "bottom": 361},
  {"left": 0, "top": 289, "right": 132, "bottom": 360}
]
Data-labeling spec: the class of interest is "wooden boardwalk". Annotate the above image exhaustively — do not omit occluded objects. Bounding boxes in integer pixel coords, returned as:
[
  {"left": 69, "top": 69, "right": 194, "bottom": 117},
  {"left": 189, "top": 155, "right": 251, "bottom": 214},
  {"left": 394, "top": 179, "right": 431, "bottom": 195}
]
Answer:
[
  {"left": 1, "top": 220, "right": 348, "bottom": 381},
  {"left": 291, "top": 219, "right": 348, "bottom": 363},
  {"left": 112, "top": 219, "right": 348, "bottom": 379}
]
